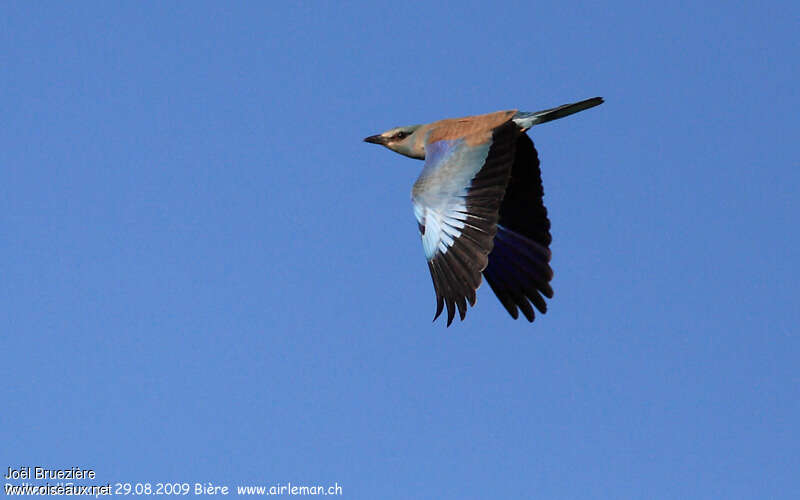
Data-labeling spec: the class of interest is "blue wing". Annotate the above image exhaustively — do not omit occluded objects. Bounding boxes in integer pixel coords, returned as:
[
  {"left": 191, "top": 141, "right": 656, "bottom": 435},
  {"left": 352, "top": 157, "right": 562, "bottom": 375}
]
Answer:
[
  {"left": 411, "top": 121, "right": 519, "bottom": 325},
  {"left": 482, "top": 133, "right": 554, "bottom": 322}
]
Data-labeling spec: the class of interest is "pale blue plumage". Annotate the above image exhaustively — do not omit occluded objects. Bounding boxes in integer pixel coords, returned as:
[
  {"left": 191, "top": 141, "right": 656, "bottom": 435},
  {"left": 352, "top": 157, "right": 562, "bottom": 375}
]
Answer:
[{"left": 411, "top": 139, "right": 490, "bottom": 260}]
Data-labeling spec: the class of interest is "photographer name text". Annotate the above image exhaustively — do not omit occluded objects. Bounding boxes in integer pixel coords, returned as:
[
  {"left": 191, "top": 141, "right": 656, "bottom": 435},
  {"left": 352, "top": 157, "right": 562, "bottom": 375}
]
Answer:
[{"left": 6, "top": 466, "right": 95, "bottom": 480}]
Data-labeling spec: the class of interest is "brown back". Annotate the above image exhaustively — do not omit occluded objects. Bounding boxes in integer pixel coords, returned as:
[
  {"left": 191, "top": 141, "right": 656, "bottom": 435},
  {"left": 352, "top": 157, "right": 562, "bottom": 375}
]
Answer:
[{"left": 426, "top": 110, "right": 517, "bottom": 147}]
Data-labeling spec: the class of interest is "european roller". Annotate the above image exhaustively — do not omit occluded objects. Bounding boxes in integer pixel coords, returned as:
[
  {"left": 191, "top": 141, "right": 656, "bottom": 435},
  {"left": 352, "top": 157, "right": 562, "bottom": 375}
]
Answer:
[{"left": 364, "top": 97, "right": 603, "bottom": 326}]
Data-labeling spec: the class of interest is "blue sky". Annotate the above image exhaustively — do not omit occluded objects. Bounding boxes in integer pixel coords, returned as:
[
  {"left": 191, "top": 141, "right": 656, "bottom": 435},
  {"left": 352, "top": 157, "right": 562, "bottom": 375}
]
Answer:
[{"left": 2, "top": 1, "right": 798, "bottom": 498}]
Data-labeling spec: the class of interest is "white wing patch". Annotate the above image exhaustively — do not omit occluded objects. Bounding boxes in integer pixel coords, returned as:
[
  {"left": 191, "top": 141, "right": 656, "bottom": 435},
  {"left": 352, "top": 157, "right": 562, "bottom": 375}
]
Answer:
[{"left": 413, "top": 196, "right": 468, "bottom": 259}]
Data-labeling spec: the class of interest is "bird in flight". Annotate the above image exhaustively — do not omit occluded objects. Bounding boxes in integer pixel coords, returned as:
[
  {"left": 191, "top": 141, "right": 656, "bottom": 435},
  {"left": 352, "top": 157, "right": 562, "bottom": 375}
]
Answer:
[{"left": 364, "top": 97, "right": 603, "bottom": 326}]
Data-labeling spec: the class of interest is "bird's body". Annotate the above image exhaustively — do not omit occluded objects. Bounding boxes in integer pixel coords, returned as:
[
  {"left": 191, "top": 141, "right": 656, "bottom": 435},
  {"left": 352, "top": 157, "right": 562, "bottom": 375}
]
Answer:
[{"left": 364, "top": 97, "right": 603, "bottom": 325}]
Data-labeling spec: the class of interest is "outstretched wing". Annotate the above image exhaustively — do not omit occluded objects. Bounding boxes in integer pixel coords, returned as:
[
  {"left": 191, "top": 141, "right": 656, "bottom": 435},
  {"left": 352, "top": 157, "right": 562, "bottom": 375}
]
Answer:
[
  {"left": 411, "top": 119, "right": 519, "bottom": 325},
  {"left": 482, "top": 133, "right": 554, "bottom": 322}
]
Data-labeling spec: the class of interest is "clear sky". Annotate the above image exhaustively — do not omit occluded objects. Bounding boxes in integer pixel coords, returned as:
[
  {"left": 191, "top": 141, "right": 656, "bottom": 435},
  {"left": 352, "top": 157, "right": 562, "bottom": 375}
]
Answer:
[{"left": 2, "top": 1, "right": 798, "bottom": 498}]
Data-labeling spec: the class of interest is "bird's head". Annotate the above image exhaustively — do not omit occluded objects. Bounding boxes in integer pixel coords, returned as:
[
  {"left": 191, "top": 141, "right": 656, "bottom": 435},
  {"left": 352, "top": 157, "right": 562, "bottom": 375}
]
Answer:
[{"left": 364, "top": 124, "right": 425, "bottom": 159}]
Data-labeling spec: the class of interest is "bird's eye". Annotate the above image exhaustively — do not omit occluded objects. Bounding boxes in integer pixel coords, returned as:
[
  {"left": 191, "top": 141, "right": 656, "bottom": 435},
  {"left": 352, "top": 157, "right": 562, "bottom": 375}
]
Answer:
[{"left": 393, "top": 131, "right": 410, "bottom": 140}]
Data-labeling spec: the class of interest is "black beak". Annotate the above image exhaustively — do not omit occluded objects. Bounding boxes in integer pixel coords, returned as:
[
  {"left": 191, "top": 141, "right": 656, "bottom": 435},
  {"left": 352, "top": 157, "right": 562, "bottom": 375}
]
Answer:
[{"left": 363, "top": 134, "right": 385, "bottom": 145}]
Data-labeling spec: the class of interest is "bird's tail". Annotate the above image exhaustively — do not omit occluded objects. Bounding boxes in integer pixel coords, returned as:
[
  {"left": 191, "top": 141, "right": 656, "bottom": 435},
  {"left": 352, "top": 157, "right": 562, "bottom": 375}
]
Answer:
[{"left": 513, "top": 97, "right": 603, "bottom": 130}]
